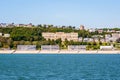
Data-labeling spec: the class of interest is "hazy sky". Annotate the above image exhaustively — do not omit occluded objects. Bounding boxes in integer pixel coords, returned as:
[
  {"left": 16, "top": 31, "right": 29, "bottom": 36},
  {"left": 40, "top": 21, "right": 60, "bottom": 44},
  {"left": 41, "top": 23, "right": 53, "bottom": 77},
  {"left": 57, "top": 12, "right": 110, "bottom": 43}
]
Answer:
[{"left": 0, "top": 0, "right": 120, "bottom": 28}]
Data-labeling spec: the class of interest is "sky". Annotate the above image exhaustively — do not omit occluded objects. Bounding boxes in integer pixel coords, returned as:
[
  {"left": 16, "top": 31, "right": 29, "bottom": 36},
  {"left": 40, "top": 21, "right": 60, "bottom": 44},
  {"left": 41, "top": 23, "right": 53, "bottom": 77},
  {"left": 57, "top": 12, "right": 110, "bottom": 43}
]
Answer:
[{"left": 0, "top": 0, "right": 120, "bottom": 28}]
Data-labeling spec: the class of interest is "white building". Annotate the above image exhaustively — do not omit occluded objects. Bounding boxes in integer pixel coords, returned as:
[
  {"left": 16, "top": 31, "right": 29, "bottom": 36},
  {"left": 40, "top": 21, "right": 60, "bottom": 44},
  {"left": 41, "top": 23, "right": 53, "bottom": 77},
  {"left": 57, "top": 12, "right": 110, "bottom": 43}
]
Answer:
[
  {"left": 4, "top": 34, "right": 10, "bottom": 37},
  {"left": 105, "top": 34, "right": 111, "bottom": 38},
  {"left": 88, "top": 38, "right": 94, "bottom": 42},
  {"left": 100, "top": 45, "right": 114, "bottom": 50},
  {"left": 105, "top": 34, "right": 111, "bottom": 42},
  {"left": 83, "top": 38, "right": 93, "bottom": 42},
  {"left": 17, "top": 45, "right": 36, "bottom": 51},
  {"left": 100, "top": 38, "right": 105, "bottom": 43},
  {"left": 83, "top": 38, "right": 89, "bottom": 42},
  {"left": 111, "top": 33, "right": 120, "bottom": 42},
  {"left": 42, "top": 32, "right": 78, "bottom": 41},
  {"left": 80, "top": 25, "right": 85, "bottom": 30},
  {"left": 93, "top": 38, "right": 99, "bottom": 42},
  {"left": 92, "top": 35, "right": 103, "bottom": 38},
  {"left": 0, "top": 23, "right": 8, "bottom": 27},
  {"left": 41, "top": 45, "right": 59, "bottom": 51},
  {"left": 89, "top": 28, "right": 96, "bottom": 32},
  {"left": 116, "top": 31, "right": 120, "bottom": 33},
  {"left": 78, "top": 37, "right": 83, "bottom": 42},
  {"left": 0, "top": 33, "right": 2, "bottom": 36},
  {"left": 68, "top": 45, "right": 86, "bottom": 51}
]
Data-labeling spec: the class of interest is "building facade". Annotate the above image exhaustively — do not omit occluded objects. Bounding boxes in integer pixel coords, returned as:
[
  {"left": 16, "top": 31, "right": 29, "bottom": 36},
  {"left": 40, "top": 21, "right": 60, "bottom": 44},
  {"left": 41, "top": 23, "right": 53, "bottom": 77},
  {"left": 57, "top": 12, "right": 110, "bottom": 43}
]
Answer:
[
  {"left": 17, "top": 45, "right": 36, "bottom": 51},
  {"left": 42, "top": 32, "right": 78, "bottom": 41},
  {"left": 112, "top": 33, "right": 120, "bottom": 42},
  {"left": 3, "top": 34, "right": 10, "bottom": 37},
  {"left": 68, "top": 45, "right": 86, "bottom": 51},
  {"left": 41, "top": 45, "right": 59, "bottom": 51},
  {"left": 100, "top": 46, "right": 114, "bottom": 50},
  {"left": 80, "top": 25, "right": 85, "bottom": 30}
]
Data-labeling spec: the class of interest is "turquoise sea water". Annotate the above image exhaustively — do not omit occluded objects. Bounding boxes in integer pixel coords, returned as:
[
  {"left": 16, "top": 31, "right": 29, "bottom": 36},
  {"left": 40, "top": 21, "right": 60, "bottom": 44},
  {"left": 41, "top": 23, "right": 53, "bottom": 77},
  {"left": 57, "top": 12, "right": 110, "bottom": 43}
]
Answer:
[{"left": 0, "top": 54, "right": 120, "bottom": 80}]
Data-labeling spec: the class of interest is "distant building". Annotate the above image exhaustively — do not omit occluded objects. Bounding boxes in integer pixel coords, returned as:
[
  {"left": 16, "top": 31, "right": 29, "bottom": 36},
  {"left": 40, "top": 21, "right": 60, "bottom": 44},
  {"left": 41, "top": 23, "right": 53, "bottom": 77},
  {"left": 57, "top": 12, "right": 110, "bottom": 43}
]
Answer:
[
  {"left": 42, "top": 32, "right": 78, "bottom": 41},
  {"left": 80, "top": 25, "right": 85, "bottom": 30},
  {"left": 17, "top": 45, "right": 36, "bottom": 51},
  {"left": 116, "top": 31, "right": 120, "bottom": 33},
  {"left": 93, "top": 38, "right": 99, "bottom": 42},
  {"left": 88, "top": 38, "right": 94, "bottom": 42},
  {"left": 41, "top": 45, "right": 59, "bottom": 51},
  {"left": 24, "top": 23, "right": 33, "bottom": 27},
  {"left": 84, "top": 38, "right": 94, "bottom": 42},
  {"left": 100, "top": 38, "right": 105, "bottom": 43},
  {"left": 0, "top": 23, "right": 7, "bottom": 27},
  {"left": 111, "top": 33, "right": 120, "bottom": 42},
  {"left": 97, "top": 29, "right": 103, "bottom": 33},
  {"left": 92, "top": 35, "right": 103, "bottom": 38},
  {"left": 17, "top": 24, "right": 25, "bottom": 27},
  {"left": 8, "top": 23, "right": 15, "bottom": 27},
  {"left": 3, "top": 34, "right": 10, "bottom": 37},
  {"left": 105, "top": 34, "right": 111, "bottom": 38},
  {"left": 107, "top": 29, "right": 116, "bottom": 33},
  {"left": 89, "top": 28, "right": 96, "bottom": 32},
  {"left": 68, "top": 45, "right": 86, "bottom": 51},
  {"left": 28, "top": 23, "right": 33, "bottom": 27},
  {"left": 78, "top": 37, "right": 83, "bottom": 42},
  {"left": 112, "top": 33, "right": 120, "bottom": 38},
  {"left": 105, "top": 34, "right": 112, "bottom": 42},
  {"left": 18, "top": 23, "right": 33, "bottom": 27},
  {"left": 83, "top": 38, "right": 89, "bottom": 42}
]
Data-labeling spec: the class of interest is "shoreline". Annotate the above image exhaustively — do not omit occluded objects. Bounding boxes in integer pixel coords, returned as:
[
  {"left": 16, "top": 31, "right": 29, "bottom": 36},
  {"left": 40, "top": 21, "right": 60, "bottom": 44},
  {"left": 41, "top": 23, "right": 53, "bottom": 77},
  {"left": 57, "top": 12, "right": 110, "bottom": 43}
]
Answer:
[{"left": 0, "top": 50, "right": 120, "bottom": 54}]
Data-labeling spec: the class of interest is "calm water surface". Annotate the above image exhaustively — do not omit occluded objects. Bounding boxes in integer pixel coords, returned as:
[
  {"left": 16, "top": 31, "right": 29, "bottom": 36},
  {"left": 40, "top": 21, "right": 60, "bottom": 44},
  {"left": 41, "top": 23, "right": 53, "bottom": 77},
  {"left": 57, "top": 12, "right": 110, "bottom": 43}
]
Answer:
[{"left": 0, "top": 54, "right": 120, "bottom": 80}]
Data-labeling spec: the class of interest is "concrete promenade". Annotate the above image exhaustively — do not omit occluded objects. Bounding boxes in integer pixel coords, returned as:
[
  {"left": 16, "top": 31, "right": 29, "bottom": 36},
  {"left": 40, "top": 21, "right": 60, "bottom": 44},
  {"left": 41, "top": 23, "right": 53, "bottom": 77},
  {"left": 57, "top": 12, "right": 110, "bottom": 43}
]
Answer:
[{"left": 0, "top": 50, "right": 120, "bottom": 54}]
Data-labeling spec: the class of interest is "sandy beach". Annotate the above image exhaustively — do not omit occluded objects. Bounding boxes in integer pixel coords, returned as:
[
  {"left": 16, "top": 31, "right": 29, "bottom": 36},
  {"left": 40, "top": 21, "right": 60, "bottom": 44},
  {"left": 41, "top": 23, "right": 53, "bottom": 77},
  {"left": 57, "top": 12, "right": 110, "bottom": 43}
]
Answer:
[
  {"left": 0, "top": 50, "right": 120, "bottom": 54},
  {"left": 14, "top": 50, "right": 40, "bottom": 54},
  {"left": 0, "top": 50, "right": 15, "bottom": 54},
  {"left": 39, "top": 50, "right": 120, "bottom": 54},
  {"left": 40, "top": 50, "right": 60, "bottom": 54}
]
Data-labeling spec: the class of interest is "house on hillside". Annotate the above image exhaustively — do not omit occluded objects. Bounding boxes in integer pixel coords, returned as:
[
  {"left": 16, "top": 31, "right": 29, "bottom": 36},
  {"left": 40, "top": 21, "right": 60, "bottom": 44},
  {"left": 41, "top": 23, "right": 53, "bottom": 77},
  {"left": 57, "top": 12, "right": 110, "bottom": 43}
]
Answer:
[{"left": 42, "top": 32, "right": 78, "bottom": 41}]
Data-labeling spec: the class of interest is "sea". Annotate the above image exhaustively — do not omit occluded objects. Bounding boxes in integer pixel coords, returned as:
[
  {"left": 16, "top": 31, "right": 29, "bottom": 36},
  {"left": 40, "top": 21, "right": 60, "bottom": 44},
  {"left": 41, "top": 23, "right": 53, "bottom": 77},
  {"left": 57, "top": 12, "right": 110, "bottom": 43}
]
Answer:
[{"left": 0, "top": 54, "right": 120, "bottom": 80}]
